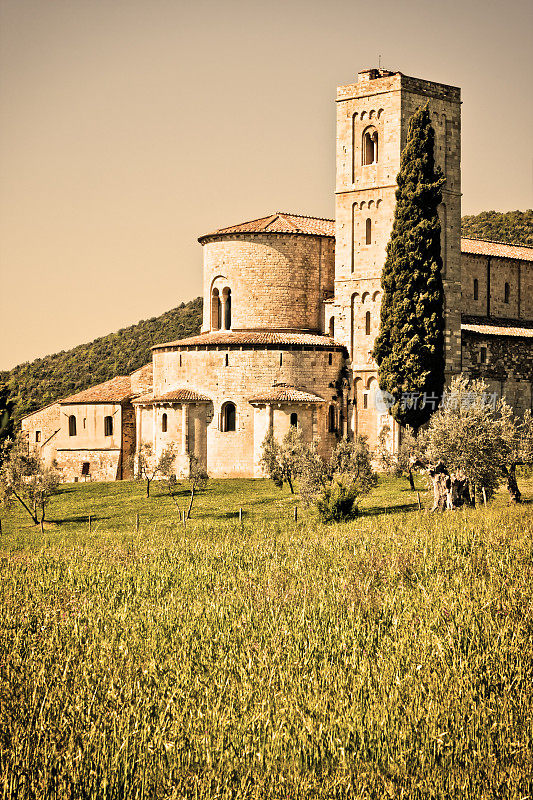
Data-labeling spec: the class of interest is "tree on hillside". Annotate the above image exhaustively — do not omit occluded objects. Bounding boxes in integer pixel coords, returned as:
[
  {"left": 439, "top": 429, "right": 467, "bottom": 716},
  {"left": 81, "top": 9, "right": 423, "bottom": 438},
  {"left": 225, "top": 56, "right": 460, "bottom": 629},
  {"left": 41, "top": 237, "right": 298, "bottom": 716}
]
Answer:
[
  {"left": 461, "top": 210, "right": 533, "bottom": 247},
  {"left": 373, "top": 103, "right": 445, "bottom": 431},
  {"left": 0, "top": 433, "right": 60, "bottom": 533},
  {"left": 0, "top": 384, "right": 14, "bottom": 466}
]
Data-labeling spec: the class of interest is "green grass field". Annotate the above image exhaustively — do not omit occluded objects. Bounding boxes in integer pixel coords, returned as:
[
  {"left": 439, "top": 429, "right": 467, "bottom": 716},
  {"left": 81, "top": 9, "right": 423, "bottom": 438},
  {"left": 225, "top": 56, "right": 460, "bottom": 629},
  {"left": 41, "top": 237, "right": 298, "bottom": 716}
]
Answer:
[{"left": 1, "top": 476, "right": 532, "bottom": 799}]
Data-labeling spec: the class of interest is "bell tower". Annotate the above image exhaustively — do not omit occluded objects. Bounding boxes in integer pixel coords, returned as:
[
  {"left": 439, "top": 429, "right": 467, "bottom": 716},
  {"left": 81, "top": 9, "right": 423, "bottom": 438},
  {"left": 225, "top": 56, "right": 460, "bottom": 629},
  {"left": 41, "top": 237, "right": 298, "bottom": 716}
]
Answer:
[{"left": 332, "top": 69, "right": 462, "bottom": 446}]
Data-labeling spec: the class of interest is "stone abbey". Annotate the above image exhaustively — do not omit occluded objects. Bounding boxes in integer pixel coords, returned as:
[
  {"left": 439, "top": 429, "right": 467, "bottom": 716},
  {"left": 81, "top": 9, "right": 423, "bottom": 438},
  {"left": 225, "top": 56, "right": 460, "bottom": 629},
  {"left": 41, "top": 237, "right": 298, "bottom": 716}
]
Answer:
[{"left": 22, "top": 68, "right": 533, "bottom": 480}]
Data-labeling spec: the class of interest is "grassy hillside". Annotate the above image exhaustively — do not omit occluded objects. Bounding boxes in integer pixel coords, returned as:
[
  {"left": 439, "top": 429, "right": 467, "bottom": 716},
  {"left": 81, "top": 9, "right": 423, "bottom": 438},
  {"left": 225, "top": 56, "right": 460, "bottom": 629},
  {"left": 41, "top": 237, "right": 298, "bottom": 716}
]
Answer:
[
  {"left": 1, "top": 297, "right": 202, "bottom": 423},
  {"left": 461, "top": 209, "right": 533, "bottom": 246},
  {"left": 1, "top": 476, "right": 532, "bottom": 798}
]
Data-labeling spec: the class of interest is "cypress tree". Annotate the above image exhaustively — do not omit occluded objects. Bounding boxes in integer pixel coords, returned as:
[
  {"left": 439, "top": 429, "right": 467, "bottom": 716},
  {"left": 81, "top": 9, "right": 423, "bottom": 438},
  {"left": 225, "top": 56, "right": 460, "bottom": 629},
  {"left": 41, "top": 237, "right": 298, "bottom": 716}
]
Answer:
[{"left": 373, "top": 103, "right": 445, "bottom": 430}]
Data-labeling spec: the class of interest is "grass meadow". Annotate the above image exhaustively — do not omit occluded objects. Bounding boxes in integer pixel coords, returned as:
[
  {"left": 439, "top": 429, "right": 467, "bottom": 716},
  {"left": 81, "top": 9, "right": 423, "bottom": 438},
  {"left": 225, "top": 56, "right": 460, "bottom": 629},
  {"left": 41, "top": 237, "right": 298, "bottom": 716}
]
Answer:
[{"left": 1, "top": 475, "right": 532, "bottom": 799}]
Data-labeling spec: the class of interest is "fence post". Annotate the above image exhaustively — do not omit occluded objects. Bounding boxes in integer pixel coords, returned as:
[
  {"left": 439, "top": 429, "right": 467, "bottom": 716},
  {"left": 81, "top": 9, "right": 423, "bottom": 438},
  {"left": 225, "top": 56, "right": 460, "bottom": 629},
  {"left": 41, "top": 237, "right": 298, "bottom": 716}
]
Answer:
[{"left": 294, "top": 506, "right": 298, "bottom": 522}]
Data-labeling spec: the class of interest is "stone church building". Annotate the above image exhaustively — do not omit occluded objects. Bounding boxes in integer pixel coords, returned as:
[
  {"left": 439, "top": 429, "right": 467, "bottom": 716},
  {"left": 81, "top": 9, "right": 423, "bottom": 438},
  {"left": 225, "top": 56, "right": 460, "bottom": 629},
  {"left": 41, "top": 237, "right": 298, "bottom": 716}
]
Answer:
[{"left": 22, "top": 68, "right": 533, "bottom": 480}]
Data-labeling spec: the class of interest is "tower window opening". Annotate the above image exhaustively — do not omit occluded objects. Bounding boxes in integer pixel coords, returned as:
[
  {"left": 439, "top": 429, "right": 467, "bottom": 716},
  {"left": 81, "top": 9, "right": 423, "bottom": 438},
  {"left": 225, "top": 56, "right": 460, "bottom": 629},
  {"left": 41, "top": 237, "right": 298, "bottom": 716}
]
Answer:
[
  {"left": 290, "top": 412, "right": 298, "bottom": 428},
  {"left": 328, "top": 352, "right": 333, "bottom": 365},
  {"left": 225, "top": 353, "right": 229, "bottom": 367},
  {"left": 212, "top": 288, "right": 221, "bottom": 330},
  {"left": 223, "top": 288, "right": 232, "bottom": 329},
  {"left": 328, "top": 405, "right": 336, "bottom": 433},
  {"left": 68, "top": 415, "right": 77, "bottom": 437},
  {"left": 365, "top": 311, "right": 371, "bottom": 335},
  {"left": 279, "top": 352, "right": 283, "bottom": 367},
  {"left": 329, "top": 318, "right": 334, "bottom": 338},
  {"left": 162, "top": 413, "right": 168, "bottom": 432},
  {"left": 362, "top": 127, "right": 378, "bottom": 165},
  {"left": 221, "top": 401, "right": 236, "bottom": 432},
  {"left": 179, "top": 354, "right": 182, "bottom": 367},
  {"left": 363, "top": 394, "right": 368, "bottom": 409},
  {"left": 480, "top": 347, "right": 487, "bottom": 364},
  {"left": 83, "top": 417, "right": 86, "bottom": 429},
  {"left": 365, "top": 217, "right": 372, "bottom": 245},
  {"left": 104, "top": 416, "right": 113, "bottom": 436},
  {"left": 35, "top": 430, "right": 41, "bottom": 443},
  {"left": 473, "top": 278, "right": 479, "bottom": 301},
  {"left": 504, "top": 282, "right": 510, "bottom": 304}
]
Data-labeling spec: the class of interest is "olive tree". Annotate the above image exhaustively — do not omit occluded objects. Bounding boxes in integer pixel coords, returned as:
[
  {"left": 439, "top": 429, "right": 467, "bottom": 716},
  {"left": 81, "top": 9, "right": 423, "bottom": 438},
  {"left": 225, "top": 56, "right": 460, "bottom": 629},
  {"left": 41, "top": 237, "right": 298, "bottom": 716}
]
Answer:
[
  {"left": 0, "top": 433, "right": 60, "bottom": 533},
  {"left": 136, "top": 442, "right": 176, "bottom": 498}
]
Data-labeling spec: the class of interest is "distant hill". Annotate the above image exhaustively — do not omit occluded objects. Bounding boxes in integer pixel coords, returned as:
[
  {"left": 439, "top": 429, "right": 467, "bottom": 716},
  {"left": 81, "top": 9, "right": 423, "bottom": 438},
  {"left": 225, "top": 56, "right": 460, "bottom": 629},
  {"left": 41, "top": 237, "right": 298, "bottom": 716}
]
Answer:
[
  {"left": 1, "top": 298, "right": 203, "bottom": 424},
  {"left": 461, "top": 210, "right": 533, "bottom": 246}
]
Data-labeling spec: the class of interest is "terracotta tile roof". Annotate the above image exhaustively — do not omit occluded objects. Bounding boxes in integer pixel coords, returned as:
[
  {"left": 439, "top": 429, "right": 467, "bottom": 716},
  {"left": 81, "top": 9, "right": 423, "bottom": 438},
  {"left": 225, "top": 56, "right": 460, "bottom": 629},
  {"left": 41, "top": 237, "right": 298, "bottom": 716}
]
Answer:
[
  {"left": 249, "top": 384, "right": 325, "bottom": 404},
  {"left": 461, "top": 238, "right": 533, "bottom": 262},
  {"left": 130, "top": 363, "right": 153, "bottom": 380},
  {"left": 199, "top": 212, "right": 335, "bottom": 241},
  {"left": 60, "top": 376, "right": 133, "bottom": 404},
  {"left": 462, "top": 322, "right": 533, "bottom": 338},
  {"left": 153, "top": 330, "right": 342, "bottom": 349},
  {"left": 133, "top": 388, "right": 211, "bottom": 405}
]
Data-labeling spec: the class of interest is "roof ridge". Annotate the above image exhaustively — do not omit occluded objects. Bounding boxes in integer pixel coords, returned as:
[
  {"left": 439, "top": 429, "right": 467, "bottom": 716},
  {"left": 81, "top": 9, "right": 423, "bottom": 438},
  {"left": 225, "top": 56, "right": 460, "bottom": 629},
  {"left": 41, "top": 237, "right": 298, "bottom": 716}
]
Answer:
[
  {"left": 461, "top": 236, "right": 532, "bottom": 249},
  {"left": 276, "top": 211, "right": 335, "bottom": 222},
  {"left": 274, "top": 213, "right": 300, "bottom": 232}
]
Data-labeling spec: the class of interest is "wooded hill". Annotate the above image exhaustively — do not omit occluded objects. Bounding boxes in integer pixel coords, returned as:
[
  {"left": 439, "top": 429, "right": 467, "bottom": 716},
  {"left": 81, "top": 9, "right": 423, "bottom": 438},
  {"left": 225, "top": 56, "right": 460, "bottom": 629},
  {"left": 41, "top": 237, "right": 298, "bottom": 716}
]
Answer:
[
  {"left": 1, "top": 298, "right": 203, "bottom": 423},
  {"left": 461, "top": 209, "right": 532, "bottom": 246}
]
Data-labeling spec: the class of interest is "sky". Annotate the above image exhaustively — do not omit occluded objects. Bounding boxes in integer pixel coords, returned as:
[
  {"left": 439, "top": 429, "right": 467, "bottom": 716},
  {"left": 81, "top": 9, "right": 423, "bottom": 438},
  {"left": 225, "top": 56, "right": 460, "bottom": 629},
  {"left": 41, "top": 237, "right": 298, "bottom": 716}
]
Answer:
[{"left": 1, "top": 0, "right": 532, "bottom": 370}]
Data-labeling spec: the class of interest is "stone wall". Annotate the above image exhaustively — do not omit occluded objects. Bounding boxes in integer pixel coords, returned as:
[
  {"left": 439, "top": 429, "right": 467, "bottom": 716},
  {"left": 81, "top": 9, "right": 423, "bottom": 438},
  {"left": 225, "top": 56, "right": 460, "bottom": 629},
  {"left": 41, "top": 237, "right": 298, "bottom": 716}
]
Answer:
[
  {"left": 462, "top": 331, "right": 533, "bottom": 414},
  {"left": 461, "top": 253, "right": 533, "bottom": 320},
  {"left": 21, "top": 403, "right": 61, "bottom": 467},
  {"left": 200, "top": 234, "right": 335, "bottom": 333},
  {"left": 149, "top": 344, "right": 345, "bottom": 477},
  {"left": 57, "top": 449, "right": 122, "bottom": 483}
]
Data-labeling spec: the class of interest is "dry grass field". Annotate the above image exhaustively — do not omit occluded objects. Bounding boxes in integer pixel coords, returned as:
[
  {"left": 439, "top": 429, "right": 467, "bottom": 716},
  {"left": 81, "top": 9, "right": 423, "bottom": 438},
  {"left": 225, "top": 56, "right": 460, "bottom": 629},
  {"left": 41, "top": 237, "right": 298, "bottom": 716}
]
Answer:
[{"left": 1, "top": 475, "right": 532, "bottom": 799}]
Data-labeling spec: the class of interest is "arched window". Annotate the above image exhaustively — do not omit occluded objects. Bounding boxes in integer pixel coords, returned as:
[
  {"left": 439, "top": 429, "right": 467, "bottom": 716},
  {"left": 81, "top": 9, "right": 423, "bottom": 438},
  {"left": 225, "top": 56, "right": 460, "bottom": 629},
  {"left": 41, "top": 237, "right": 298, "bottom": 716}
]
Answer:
[
  {"left": 221, "top": 401, "right": 236, "bottom": 432},
  {"left": 35, "top": 430, "right": 41, "bottom": 443},
  {"left": 290, "top": 412, "right": 298, "bottom": 428},
  {"left": 162, "top": 413, "right": 167, "bottom": 432},
  {"left": 362, "top": 127, "right": 378, "bottom": 165},
  {"left": 365, "top": 218, "right": 372, "bottom": 245},
  {"left": 473, "top": 278, "right": 479, "bottom": 301},
  {"left": 328, "top": 352, "right": 333, "bottom": 365},
  {"left": 329, "top": 317, "right": 334, "bottom": 338},
  {"left": 504, "top": 282, "right": 510, "bottom": 303},
  {"left": 328, "top": 405, "right": 336, "bottom": 433},
  {"left": 365, "top": 311, "right": 371, "bottom": 335},
  {"left": 212, "top": 288, "right": 221, "bottom": 330},
  {"left": 68, "top": 415, "right": 77, "bottom": 437},
  {"left": 223, "top": 288, "right": 231, "bottom": 329},
  {"left": 104, "top": 416, "right": 113, "bottom": 436}
]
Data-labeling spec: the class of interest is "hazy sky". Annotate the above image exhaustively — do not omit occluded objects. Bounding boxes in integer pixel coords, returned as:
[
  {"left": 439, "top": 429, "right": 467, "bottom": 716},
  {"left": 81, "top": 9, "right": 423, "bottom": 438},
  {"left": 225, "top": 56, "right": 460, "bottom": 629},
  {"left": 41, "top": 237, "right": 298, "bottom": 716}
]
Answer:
[{"left": 1, "top": 0, "right": 532, "bottom": 370}]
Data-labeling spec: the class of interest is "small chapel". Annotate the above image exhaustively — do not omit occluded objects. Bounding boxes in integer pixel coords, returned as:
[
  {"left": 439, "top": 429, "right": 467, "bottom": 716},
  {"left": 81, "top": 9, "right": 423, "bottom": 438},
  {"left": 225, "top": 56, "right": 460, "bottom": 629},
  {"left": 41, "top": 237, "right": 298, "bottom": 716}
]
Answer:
[{"left": 22, "top": 68, "right": 533, "bottom": 480}]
